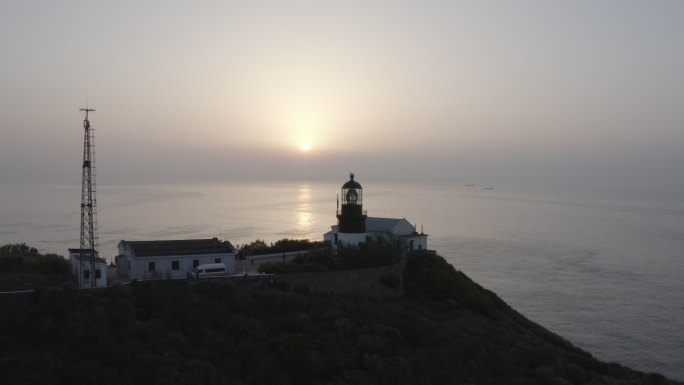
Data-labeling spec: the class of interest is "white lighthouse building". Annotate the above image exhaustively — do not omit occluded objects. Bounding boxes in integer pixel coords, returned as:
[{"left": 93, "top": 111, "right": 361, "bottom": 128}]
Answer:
[{"left": 324, "top": 174, "right": 428, "bottom": 252}]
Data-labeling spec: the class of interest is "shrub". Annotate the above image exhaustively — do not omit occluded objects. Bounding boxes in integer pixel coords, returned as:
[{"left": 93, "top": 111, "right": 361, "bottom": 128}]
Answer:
[
  {"left": 259, "top": 262, "right": 289, "bottom": 274},
  {"left": 0, "top": 243, "right": 70, "bottom": 276},
  {"left": 338, "top": 240, "right": 401, "bottom": 270},
  {"left": 240, "top": 238, "right": 328, "bottom": 257},
  {"left": 378, "top": 273, "right": 400, "bottom": 289}
]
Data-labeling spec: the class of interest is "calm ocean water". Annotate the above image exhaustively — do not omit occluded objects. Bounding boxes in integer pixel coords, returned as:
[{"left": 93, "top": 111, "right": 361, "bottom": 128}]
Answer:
[{"left": 1, "top": 180, "right": 683, "bottom": 379}]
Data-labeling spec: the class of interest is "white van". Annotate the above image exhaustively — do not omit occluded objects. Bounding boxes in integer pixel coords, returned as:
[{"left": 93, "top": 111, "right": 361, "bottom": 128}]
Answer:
[{"left": 191, "top": 263, "right": 227, "bottom": 278}]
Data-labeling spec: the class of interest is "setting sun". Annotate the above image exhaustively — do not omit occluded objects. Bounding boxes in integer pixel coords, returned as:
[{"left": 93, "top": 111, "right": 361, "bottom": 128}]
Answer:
[{"left": 300, "top": 141, "right": 311, "bottom": 152}]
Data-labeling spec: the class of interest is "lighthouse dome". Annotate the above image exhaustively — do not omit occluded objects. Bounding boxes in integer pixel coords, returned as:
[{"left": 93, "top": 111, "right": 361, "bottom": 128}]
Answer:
[{"left": 342, "top": 173, "right": 362, "bottom": 189}]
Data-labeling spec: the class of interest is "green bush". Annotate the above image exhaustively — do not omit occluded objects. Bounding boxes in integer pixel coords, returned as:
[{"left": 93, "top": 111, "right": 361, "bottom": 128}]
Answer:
[
  {"left": 378, "top": 272, "right": 400, "bottom": 289},
  {"left": 338, "top": 240, "right": 400, "bottom": 270},
  {"left": 0, "top": 243, "right": 70, "bottom": 275},
  {"left": 240, "top": 238, "right": 328, "bottom": 257},
  {"left": 259, "top": 262, "right": 289, "bottom": 274}
]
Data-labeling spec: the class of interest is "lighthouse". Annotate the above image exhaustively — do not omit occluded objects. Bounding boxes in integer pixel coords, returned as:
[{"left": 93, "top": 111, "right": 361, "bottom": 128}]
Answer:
[
  {"left": 324, "top": 173, "right": 429, "bottom": 251},
  {"left": 336, "top": 173, "right": 367, "bottom": 245}
]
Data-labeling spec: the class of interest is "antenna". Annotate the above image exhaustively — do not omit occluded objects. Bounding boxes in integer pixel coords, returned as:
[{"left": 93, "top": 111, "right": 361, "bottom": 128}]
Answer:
[
  {"left": 80, "top": 107, "right": 95, "bottom": 120},
  {"left": 78, "top": 107, "right": 98, "bottom": 287}
]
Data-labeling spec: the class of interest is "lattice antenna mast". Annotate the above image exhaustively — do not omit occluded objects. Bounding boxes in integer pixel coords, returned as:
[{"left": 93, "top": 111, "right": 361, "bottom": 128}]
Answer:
[{"left": 79, "top": 107, "right": 98, "bottom": 287}]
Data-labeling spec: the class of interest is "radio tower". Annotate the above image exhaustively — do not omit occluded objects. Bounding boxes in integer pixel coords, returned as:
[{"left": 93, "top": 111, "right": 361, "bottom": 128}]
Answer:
[{"left": 79, "top": 107, "right": 98, "bottom": 287}]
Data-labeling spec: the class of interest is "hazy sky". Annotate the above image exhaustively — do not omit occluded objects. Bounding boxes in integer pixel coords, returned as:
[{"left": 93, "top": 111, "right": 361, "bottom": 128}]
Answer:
[{"left": 1, "top": 1, "right": 683, "bottom": 188}]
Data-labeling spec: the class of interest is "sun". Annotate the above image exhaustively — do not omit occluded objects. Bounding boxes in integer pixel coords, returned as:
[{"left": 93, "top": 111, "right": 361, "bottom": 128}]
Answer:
[{"left": 300, "top": 140, "right": 311, "bottom": 152}]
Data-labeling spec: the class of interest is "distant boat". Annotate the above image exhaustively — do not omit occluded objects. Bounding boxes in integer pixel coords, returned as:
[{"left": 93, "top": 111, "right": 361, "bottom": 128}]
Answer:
[
  {"left": 483, "top": 187, "right": 494, "bottom": 190},
  {"left": 465, "top": 184, "right": 475, "bottom": 187}
]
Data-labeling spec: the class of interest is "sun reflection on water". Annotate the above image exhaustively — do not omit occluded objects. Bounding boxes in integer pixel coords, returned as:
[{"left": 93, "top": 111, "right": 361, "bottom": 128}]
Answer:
[{"left": 296, "top": 185, "right": 314, "bottom": 236}]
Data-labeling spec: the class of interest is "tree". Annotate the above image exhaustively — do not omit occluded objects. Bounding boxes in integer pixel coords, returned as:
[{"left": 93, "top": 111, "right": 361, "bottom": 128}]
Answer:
[
  {"left": 0, "top": 243, "right": 39, "bottom": 258},
  {"left": 0, "top": 243, "right": 70, "bottom": 275}
]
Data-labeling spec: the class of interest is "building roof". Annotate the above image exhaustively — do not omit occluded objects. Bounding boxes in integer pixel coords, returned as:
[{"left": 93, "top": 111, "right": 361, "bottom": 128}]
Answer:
[
  {"left": 366, "top": 217, "right": 410, "bottom": 232},
  {"left": 68, "top": 249, "right": 107, "bottom": 264},
  {"left": 328, "top": 217, "right": 421, "bottom": 236},
  {"left": 68, "top": 248, "right": 98, "bottom": 254},
  {"left": 120, "top": 238, "right": 236, "bottom": 257},
  {"left": 71, "top": 255, "right": 107, "bottom": 264}
]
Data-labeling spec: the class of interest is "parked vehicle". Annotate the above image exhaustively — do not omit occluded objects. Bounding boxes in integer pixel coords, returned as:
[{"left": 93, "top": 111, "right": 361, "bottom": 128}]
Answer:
[{"left": 188, "top": 263, "right": 227, "bottom": 279}]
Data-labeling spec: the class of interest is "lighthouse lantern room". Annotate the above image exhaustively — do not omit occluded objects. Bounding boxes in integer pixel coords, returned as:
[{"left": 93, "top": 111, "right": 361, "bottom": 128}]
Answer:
[{"left": 336, "top": 173, "right": 367, "bottom": 245}]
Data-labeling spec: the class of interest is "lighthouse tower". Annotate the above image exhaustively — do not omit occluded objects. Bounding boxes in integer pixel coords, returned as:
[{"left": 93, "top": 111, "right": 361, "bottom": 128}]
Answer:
[{"left": 336, "top": 173, "right": 367, "bottom": 245}]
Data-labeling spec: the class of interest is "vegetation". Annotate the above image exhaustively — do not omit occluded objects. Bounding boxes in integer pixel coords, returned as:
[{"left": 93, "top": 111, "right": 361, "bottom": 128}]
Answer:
[
  {"left": 257, "top": 238, "right": 401, "bottom": 274},
  {"left": 0, "top": 243, "right": 72, "bottom": 291},
  {"left": 0, "top": 251, "right": 678, "bottom": 385},
  {"left": 337, "top": 239, "right": 401, "bottom": 269},
  {"left": 0, "top": 243, "right": 70, "bottom": 275},
  {"left": 238, "top": 239, "right": 328, "bottom": 258},
  {"left": 258, "top": 248, "right": 336, "bottom": 274}
]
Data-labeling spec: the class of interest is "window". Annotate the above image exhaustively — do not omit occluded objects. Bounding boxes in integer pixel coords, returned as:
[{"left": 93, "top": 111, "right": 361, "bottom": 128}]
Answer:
[
  {"left": 214, "top": 258, "right": 221, "bottom": 263},
  {"left": 172, "top": 260, "right": 180, "bottom": 270},
  {"left": 193, "top": 259, "right": 200, "bottom": 268},
  {"left": 148, "top": 262, "right": 156, "bottom": 272},
  {"left": 95, "top": 269, "right": 101, "bottom": 279},
  {"left": 83, "top": 270, "right": 90, "bottom": 279}
]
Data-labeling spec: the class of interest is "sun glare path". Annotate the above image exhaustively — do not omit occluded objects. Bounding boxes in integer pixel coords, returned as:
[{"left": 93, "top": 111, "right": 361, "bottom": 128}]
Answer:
[{"left": 300, "top": 141, "right": 311, "bottom": 152}]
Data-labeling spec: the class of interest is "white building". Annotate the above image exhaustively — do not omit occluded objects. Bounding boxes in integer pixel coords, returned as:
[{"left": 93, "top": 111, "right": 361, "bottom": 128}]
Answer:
[
  {"left": 68, "top": 249, "right": 108, "bottom": 288},
  {"left": 116, "top": 238, "right": 236, "bottom": 281},
  {"left": 324, "top": 174, "right": 429, "bottom": 252},
  {"left": 324, "top": 217, "right": 429, "bottom": 252}
]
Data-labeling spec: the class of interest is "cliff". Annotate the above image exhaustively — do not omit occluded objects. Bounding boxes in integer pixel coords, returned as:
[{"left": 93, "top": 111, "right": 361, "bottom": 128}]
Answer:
[{"left": 0, "top": 253, "right": 678, "bottom": 385}]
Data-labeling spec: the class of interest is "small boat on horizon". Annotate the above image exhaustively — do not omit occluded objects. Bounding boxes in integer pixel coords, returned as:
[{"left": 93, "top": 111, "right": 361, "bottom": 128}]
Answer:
[{"left": 483, "top": 187, "right": 494, "bottom": 190}]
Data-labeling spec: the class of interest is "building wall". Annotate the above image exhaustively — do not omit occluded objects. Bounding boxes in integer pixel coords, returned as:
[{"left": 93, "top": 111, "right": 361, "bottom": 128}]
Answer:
[
  {"left": 323, "top": 230, "right": 335, "bottom": 245},
  {"left": 116, "top": 254, "right": 129, "bottom": 278},
  {"left": 127, "top": 253, "right": 236, "bottom": 281},
  {"left": 68, "top": 251, "right": 107, "bottom": 288},
  {"left": 116, "top": 243, "right": 130, "bottom": 279},
  {"left": 338, "top": 232, "right": 366, "bottom": 246},
  {"left": 325, "top": 219, "right": 428, "bottom": 251},
  {"left": 401, "top": 234, "right": 428, "bottom": 251}
]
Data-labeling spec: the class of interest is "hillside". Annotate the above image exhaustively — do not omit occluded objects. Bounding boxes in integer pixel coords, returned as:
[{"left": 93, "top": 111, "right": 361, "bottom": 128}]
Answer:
[{"left": 0, "top": 253, "right": 677, "bottom": 385}]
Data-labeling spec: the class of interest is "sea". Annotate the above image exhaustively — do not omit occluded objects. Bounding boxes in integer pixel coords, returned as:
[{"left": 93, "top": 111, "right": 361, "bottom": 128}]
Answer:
[{"left": 1, "top": 180, "right": 683, "bottom": 380}]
